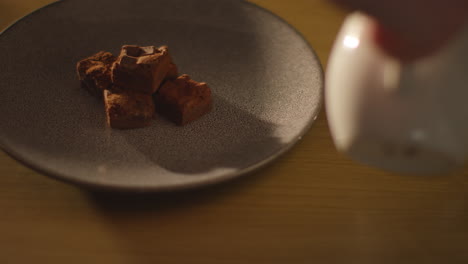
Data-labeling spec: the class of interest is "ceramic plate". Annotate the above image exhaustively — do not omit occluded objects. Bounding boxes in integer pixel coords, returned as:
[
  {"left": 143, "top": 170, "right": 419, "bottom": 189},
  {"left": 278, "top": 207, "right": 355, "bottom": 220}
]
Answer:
[{"left": 0, "top": 0, "right": 323, "bottom": 191}]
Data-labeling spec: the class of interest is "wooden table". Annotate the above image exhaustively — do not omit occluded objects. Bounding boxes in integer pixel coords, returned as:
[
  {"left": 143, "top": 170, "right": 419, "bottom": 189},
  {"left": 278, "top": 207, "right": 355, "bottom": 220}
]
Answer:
[{"left": 1, "top": 0, "right": 468, "bottom": 263}]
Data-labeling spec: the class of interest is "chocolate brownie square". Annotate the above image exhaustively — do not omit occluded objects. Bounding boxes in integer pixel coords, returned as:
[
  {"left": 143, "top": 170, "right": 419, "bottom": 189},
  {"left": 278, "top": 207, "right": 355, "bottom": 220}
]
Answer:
[
  {"left": 104, "top": 88, "right": 155, "bottom": 129},
  {"left": 165, "top": 62, "right": 179, "bottom": 81},
  {"left": 76, "top": 51, "right": 116, "bottom": 97},
  {"left": 154, "top": 74, "right": 212, "bottom": 125},
  {"left": 111, "top": 45, "right": 172, "bottom": 94}
]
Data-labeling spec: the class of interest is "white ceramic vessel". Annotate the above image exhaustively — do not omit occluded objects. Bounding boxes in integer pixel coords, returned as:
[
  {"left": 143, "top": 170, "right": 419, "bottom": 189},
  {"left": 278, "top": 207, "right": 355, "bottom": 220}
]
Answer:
[{"left": 326, "top": 12, "right": 468, "bottom": 173}]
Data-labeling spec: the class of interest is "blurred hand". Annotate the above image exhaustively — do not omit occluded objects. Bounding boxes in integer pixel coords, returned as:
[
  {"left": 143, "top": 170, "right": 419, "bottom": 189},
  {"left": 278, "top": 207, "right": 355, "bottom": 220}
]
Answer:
[{"left": 330, "top": 0, "right": 468, "bottom": 61}]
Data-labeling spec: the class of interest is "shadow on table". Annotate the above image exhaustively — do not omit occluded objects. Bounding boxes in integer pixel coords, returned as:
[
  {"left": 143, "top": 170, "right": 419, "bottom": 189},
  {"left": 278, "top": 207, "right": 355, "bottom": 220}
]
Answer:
[
  {"left": 83, "top": 162, "right": 275, "bottom": 213},
  {"left": 81, "top": 160, "right": 284, "bottom": 263}
]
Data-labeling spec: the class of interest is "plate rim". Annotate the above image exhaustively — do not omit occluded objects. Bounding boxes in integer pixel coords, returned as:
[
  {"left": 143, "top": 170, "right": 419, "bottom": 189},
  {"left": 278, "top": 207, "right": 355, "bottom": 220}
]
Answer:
[{"left": 0, "top": 0, "right": 324, "bottom": 192}]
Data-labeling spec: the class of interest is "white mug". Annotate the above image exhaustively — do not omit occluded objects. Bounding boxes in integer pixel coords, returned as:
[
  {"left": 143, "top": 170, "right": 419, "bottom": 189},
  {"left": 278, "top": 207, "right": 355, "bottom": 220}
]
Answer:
[{"left": 326, "top": 12, "right": 468, "bottom": 173}]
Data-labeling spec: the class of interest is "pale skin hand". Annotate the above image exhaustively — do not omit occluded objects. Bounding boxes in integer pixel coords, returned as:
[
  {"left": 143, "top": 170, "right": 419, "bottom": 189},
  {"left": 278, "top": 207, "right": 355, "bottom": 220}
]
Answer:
[{"left": 329, "top": 0, "right": 468, "bottom": 61}]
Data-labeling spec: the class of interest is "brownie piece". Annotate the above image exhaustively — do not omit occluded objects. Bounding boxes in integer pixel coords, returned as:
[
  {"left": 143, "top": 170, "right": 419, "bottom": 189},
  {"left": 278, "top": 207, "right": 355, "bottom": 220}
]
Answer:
[
  {"left": 165, "top": 62, "right": 179, "bottom": 81},
  {"left": 76, "top": 51, "right": 116, "bottom": 97},
  {"left": 154, "top": 74, "right": 212, "bottom": 125},
  {"left": 104, "top": 88, "right": 155, "bottom": 129},
  {"left": 111, "top": 45, "right": 172, "bottom": 94}
]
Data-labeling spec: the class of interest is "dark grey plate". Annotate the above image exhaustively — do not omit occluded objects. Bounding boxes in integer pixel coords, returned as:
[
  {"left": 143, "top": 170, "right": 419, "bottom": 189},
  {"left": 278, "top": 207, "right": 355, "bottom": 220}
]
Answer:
[{"left": 0, "top": 0, "right": 323, "bottom": 191}]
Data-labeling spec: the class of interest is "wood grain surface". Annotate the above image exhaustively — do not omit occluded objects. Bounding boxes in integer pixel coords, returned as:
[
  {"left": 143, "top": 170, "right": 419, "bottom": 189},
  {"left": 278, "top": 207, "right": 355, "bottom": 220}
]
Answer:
[{"left": 1, "top": 0, "right": 468, "bottom": 263}]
